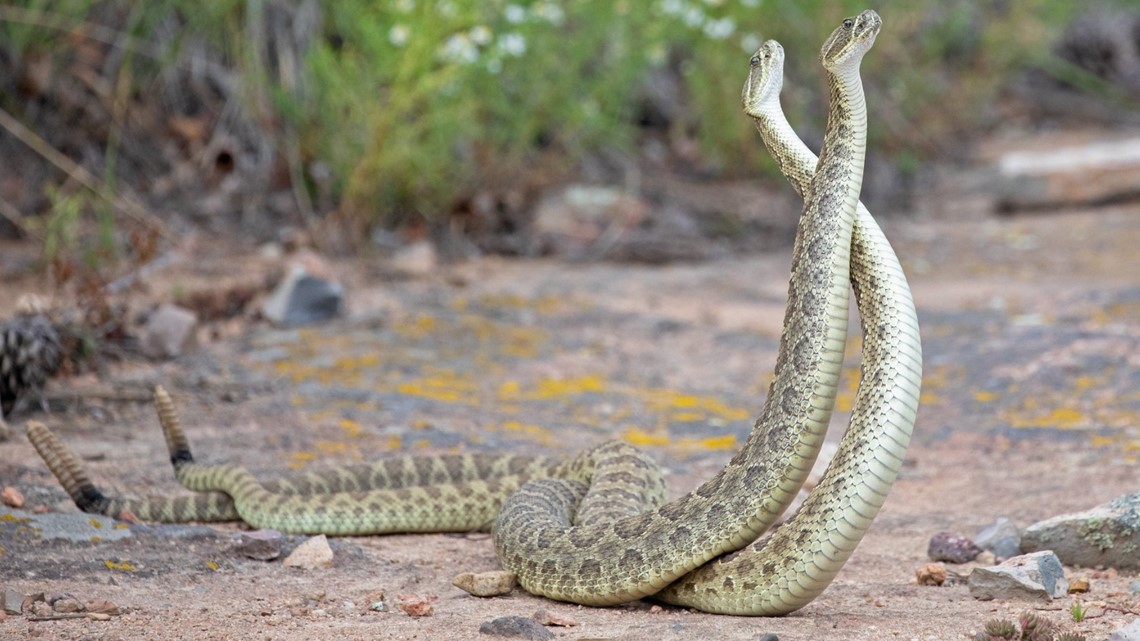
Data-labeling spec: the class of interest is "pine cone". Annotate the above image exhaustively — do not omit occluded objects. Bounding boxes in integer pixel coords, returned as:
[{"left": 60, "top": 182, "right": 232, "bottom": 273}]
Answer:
[{"left": 0, "top": 309, "right": 62, "bottom": 417}]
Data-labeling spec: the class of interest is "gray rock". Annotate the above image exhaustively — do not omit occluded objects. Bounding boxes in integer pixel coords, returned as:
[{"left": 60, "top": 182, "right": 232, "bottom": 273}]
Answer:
[
  {"left": 968, "top": 550, "right": 1068, "bottom": 601},
  {"left": 928, "top": 531, "right": 982, "bottom": 563},
  {"left": 262, "top": 264, "right": 343, "bottom": 326},
  {"left": 235, "top": 529, "right": 284, "bottom": 561},
  {"left": 1110, "top": 618, "right": 1140, "bottom": 641},
  {"left": 975, "top": 517, "right": 1022, "bottom": 560},
  {"left": 140, "top": 304, "right": 199, "bottom": 359},
  {"left": 1, "top": 507, "right": 132, "bottom": 543},
  {"left": 1020, "top": 492, "right": 1140, "bottom": 570},
  {"left": 478, "top": 615, "right": 554, "bottom": 640},
  {"left": 1130, "top": 579, "right": 1140, "bottom": 594},
  {"left": 3, "top": 589, "right": 23, "bottom": 614}
]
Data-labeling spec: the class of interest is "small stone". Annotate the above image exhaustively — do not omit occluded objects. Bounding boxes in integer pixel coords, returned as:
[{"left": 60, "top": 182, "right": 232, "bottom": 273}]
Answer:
[
  {"left": 975, "top": 517, "right": 1022, "bottom": 560},
  {"left": 140, "top": 304, "right": 199, "bottom": 359},
  {"left": 30, "top": 601, "right": 52, "bottom": 617},
  {"left": 1129, "top": 579, "right": 1140, "bottom": 594},
  {"left": 1110, "top": 618, "right": 1140, "bottom": 641},
  {"left": 968, "top": 550, "right": 1068, "bottom": 601},
  {"left": 3, "top": 589, "right": 23, "bottom": 614},
  {"left": 1068, "top": 577, "right": 1091, "bottom": 593},
  {"left": 0, "top": 486, "right": 24, "bottom": 508},
  {"left": 389, "top": 240, "right": 438, "bottom": 277},
  {"left": 451, "top": 571, "right": 517, "bottom": 597},
  {"left": 262, "top": 258, "right": 343, "bottom": 327},
  {"left": 975, "top": 551, "right": 997, "bottom": 566},
  {"left": 915, "top": 563, "right": 949, "bottom": 586},
  {"left": 21, "top": 592, "right": 44, "bottom": 614},
  {"left": 396, "top": 594, "right": 435, "bottom": 617},
  {"left": 86, "top": 612, "right": 112, "bottom": 621},
  {"left": 51, "top": 597, "right": 83, "bottom": 613},
  {"left": 532, "top": 609, "right": 576, "bottom": 627},
  {"left": 282, "top": 534, "right": 334, "bottom": 569},
  {"left": 235, "top": 529, "right": 284, "bottom": 561},
  {"left": 928, "top": 531, "right": 982, "bottom": 564},
  {"left": 478, "top": 615, "right": 555, "bottom": 640},
  {"left": 84, "top": 599, "right": 119, "bottom": 615},
  {"left": 756, "top": 635, "right": 780, "bottom": 641},
  {"left": 1021, "top": 492, "right": 1140, "bottom": 570}
]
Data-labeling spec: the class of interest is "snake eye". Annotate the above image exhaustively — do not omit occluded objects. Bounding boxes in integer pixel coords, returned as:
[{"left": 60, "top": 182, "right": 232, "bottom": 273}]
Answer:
[
  {"left": 843, "top": 18, "right": 854, "bottom": 28},
  {"left": 750, "top": 55, "right": 761, "bottom": 66}
]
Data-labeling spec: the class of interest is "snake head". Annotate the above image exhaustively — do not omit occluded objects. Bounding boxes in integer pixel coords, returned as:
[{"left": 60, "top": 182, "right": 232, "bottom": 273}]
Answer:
[
  {"left": 742, "top": 40, "right": 785, "bottom": 118},
  {"left": 819, "top": 9, "right": 881, "bottom": 70}
]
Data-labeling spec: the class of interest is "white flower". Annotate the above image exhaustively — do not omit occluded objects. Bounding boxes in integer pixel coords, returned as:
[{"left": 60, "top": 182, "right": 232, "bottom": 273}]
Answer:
[
  {"left": 498, "top": 32, "right": 527, "bottom": 57},
  {"left": 659, "top": 0, "right": 685, "bottom": 16},
  {"left": 683, "top": 6, "right": 704, "bottom": 28},
  {"left": 532, "top": 1, "right": 565, "bottom": 26},
  {"left": 470, "top": 25, "right": 493, "bottom": 46},
  {"left": 441, "top": 33, "right": 479, "bottom": 64},
  {"left": 388, "top": 24, "right": 410, "bottom": 47},
  {"left": 505, "top": 4, "right": 527, "bottom": 24},
  {"left": 703, "top": 16, "right": 735, "bottom": 40},
  {"left": 436, "top": 0, "right": 457, "bottom": 18},
  {"left": 395, "top": 0, "right": 415, "bottom": 12},
  {"left": 740, "top": 32, "right": 762, "bottom": 54}
]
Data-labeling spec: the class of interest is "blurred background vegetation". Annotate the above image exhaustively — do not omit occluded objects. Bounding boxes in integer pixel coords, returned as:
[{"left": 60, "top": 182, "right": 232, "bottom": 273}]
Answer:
[{"left": 0, "top": 0, "right": 1136, "bottom": 269}]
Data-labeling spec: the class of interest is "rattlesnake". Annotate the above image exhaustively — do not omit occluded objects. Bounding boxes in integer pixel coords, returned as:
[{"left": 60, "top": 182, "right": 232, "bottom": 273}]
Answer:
[{"left": 25, "top": 9, "right": 920, "bottom": 616}]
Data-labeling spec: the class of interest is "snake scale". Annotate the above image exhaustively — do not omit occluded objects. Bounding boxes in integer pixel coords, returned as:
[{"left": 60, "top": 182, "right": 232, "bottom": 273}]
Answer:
[{"left": 25, "top": 9, "right": 921, "bottom": 616}]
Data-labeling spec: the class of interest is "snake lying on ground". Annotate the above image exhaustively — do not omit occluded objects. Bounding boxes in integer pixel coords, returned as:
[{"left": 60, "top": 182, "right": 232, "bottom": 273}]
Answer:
[{"left": 25, "top": 9, "right": 920, "bottom": 616}]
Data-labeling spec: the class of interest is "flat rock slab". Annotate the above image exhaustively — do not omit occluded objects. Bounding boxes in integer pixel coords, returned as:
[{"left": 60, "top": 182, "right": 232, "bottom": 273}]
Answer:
[
  {"left": 968, "top": 550, "right": 1068, "bottom": 601},
  {"left": 1021, "top": 492, "right": 1140, "bottom": 570},
  {"left": 1, "top": 507, "right": 132, "bottom": 544}
]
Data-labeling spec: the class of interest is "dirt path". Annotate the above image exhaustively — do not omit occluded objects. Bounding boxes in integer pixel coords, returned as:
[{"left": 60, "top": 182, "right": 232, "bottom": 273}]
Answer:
[{"left": 2, "top": 204, "right": 1139, "bottom": 640}]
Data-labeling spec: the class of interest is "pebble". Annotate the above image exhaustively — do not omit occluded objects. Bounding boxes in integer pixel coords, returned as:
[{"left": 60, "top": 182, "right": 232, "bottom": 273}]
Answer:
[
  {"left": 451, "top": 571, "right": 517, "bottom": 597},
  {"left": 0, "top": 486, "right": 24, "bottom": 508},
  {"left": 235, "top": 529, "right": 284, "bottom": 561},
  {"left": 140, "top": 304, "right": 199, "bottom": 359},
  {"left": 3, "top": 589, "right": 23, "bottom": 614},
  {"left": 282, "top": 534, "right": 334, "bottom": 569},
  {"left": 915, "top": 563, "right": 949, "bottom": 586},
  {"left": 478, "top": 615, "right": 554, "bottom": 640},
  {"left": 928, "top": 531, "right": 982, "bottom": 564},
  {"left": 262, "top": 257, "right": 344, "bottom": 326},
  {"left": 51, "top": 597, "right": 83, "bottom": 613},
  {"left": 968, "top": 550, "right": 1068, "bottom": 601},
  {"left": 1129, "top": 579, "right": 1140, "bottom": 594},
  {"left": 532, "top": 609, "right": 576, "bottom": 627},
  {"left": 974, "top": 517, "right": 1022, "bottom": 560},
  {"left": 396, "top": 594, "right": 435, "bottom": 617},
  {"left": 84, "top": 599, "right": 119, "bottom": 615},
  {"left": 1068, "top": 577, "right": 1091, "bottom": 593},
  {"left": 87, "top": 612, "right": 112, "bottom": 621}
]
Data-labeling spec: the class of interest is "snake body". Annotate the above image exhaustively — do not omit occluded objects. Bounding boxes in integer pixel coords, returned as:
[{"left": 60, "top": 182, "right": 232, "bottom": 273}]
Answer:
[{"left": 25, "top": 9, "right": 921, "bottom": 617}]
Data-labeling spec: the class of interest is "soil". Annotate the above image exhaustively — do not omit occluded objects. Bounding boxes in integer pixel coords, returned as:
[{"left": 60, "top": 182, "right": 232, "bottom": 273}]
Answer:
[{"left": 1, "top": 185, "right": 1139, "bottom": 639}]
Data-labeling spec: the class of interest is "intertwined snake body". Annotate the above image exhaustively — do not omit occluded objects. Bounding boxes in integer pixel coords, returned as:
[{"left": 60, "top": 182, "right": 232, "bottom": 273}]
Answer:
[{"left": 25, "top": 9, "right": 921, "bottom": 617}]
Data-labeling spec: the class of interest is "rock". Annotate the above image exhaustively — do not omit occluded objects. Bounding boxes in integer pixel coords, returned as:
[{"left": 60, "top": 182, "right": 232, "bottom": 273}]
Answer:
[
  {"left": 0, "top": 486, "right": 24, "bottom": 508},
  {"left": 84, "top": 599, "right": 119, "bottom": 615},
  {"left": 532, "top": 609, "right": 575, "bottom": 627},
  {"left": 451, "top": 571, "right": 516, "bottom": 597},
  {"left": 968, "top": 550, "right": 1068, "bottom": 601},
  {"left": 478, "top": 615, "right": 554, "bottom": 640},
  {"left": 994, "top": 135, "right": 1140, "bottom": 210},
  {"left": 3, "top": 589, "right": 23, "bottom": 614},
  {"left": 928, "top": 531, "right": 982, "bottom": 563},
  {"left": 396, "top": 594, "right": 435, "bottom": 617},
  {"left": 975, "top": 517, "right": 1021, "bottom": 560},
  {"left": 51, "top": 597, "right": 83, "bottom": 613},
  {"left": 262, "top": 260, "right": 343, "bottom": 326},
  {"left": 915, "top": 563, "right": 949, "bottom": 586},
  {"left": 141, "top": 304, "right": 199, "bottom": 359},
  {"left": 1110, "top": 618, "right": 1140, "bottom": 641},
  {"left": 389, "top": 240, "right": 438, "bottom": 278},
  {"left": 1020, "top": 492, "right": 1140, "bottom": 570},
  {"left": 86, "top": 612, "right": 112, "bottom": 621},
  {"left": 756, "top": 635, "right": 780, "bottom": 641},
  {"left": 235, "top": 529, "right": 284, "bottom": 561},
  {"left": 1067, "top": 576, "right": 1090, "bottom": 593},
  {"left": 1130, "top": 579, "right": 1140, "bottom": 594},
  {"left": 282, "top": 534, "right": 334, "bottom": 569}
]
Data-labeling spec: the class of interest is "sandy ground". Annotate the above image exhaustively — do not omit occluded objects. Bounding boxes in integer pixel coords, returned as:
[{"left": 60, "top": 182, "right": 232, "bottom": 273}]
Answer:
[{"left": 1, "top": 198, "right": 1139, "bottom": 640}]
